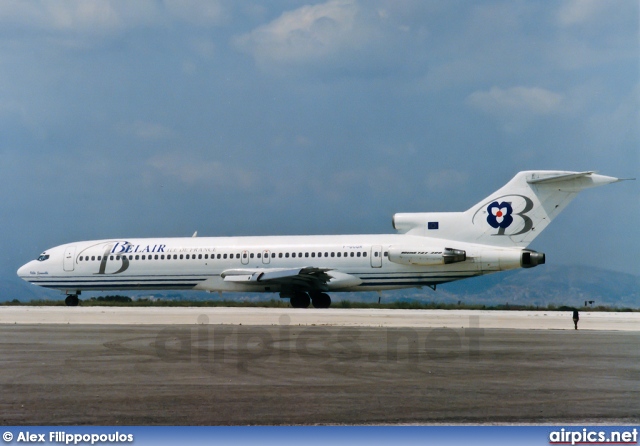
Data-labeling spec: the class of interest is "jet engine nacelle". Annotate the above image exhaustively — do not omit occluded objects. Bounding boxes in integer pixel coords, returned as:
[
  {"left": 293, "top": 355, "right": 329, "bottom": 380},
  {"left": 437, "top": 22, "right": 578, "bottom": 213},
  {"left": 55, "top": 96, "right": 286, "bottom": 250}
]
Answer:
[
  {"left": 521, "top": 249, "right": 545, "bottom": 268},
  {"left": 388, "top": 247, "right": 466, "bottom": 266}
]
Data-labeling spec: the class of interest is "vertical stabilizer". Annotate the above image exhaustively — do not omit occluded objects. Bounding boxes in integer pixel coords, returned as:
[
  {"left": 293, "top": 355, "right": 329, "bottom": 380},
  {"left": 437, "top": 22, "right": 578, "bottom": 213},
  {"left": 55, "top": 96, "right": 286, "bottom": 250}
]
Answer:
[
  {"left": 394, "top": 171, "right": 625, "bottom": 248},
  {"left": 464, "top": 171, "right": 622, "bottom": 247}
]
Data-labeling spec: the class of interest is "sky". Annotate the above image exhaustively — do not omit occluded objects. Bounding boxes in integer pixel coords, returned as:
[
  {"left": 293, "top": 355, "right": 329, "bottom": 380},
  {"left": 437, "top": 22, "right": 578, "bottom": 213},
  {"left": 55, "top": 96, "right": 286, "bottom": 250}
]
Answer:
[{"left": 1, "top": 0, "right": 638, "bottom": 288}]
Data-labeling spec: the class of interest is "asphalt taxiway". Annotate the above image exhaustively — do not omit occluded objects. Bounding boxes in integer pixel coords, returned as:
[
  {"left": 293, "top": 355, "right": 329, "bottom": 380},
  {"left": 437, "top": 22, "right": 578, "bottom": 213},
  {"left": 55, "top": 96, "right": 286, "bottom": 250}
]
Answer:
[{"left": 0, "top": 307, "right": 638, "bottom": 425}]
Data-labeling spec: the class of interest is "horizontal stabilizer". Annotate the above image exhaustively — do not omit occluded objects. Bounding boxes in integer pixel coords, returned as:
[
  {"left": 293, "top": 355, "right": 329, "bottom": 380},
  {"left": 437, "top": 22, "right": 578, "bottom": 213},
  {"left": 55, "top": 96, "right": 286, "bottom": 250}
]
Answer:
[{"left": 527, "top": 171, "right": 596, "bottom": 184}]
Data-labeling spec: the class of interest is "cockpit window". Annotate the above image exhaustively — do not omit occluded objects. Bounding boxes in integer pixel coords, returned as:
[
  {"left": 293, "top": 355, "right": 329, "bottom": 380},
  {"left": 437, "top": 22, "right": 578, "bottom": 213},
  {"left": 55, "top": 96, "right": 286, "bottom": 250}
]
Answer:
[{"left": 37, "top": 254, "right": 50, "bottom": 262}]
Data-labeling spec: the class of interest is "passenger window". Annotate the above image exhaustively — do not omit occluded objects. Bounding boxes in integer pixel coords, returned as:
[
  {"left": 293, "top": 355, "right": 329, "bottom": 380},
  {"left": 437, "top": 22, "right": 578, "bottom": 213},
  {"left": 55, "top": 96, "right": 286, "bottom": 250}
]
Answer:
[
  {"left": 154, "top": 255, "right": 158, "bottom": 260},
  {"left": 135, "top": 255, "right": 139, "bottom": 260},
  {"left": 278, "top": 253, "right": 282, "bottom": 258},
  {"left": 356, "top": 252, "right": 361, "bottom": 257},
  {"left": 257, "top": 253, "right": 261, "bottom": 258},
  {"left": 129, "top": 255, "right": 133, "bottom": 260},
  {"left": 285, "top": 253, "right": 289, "bottom": 258},
  {"left": 236, "top": 254, "right": 240, "bottom": 259},
  {"left": 331, "top": 252, "right": 335, "bottom": 257},
  {"left": 142, "top": 255, "right": 146, "bottom": 260},
  {"left": 173, "top": 255, "right": 177, "bottom": 260},
  {"left": 363, "top": 252, "right": 367, "bottom": 257},
  {"left": 292, "top": 253, "right": 296, "bottom": 258},
  {"left": 223, "top": 254, "right": 227, "bottom": 259},
  {"left": 324, "top": 252, "right": 328, "bottom": 257},
  {"left": 305, "top": 253, "right": 309, "bottom": 258},
  {"left": 298, "top": 253, "right": 302, "bottom": 257},
  {"left": 217, "top": 254, "right": 221, "bottom": 259},
  {"left": 272, "top": 253, "right": 276, "bottom": 258},
  {"left": 116, "top": 256, "right": 120, "bottom": 261},
  {"left": 110, "top": 256, "right": 114, "bottom": 260},
  {"left": 311, "top": 253, "right": 315, "bottom": 257},
  {"left": 79, "top": 256, "right": 83, "bottom": 261},
  {"left": 198, "top": 254, "right": 202, "bottom": 259},
  {"left": 374, "top": 252, "right": 378, "bottom": 257},
  {"left": 384, "top": 252, "right": 388, "bottom": 257},
  {"left": 161, "top": 255, "right": 165, "bottom": 260},
  {"left": 337, "top": 252, "right": 341, "bottom": 257},
  {"left": 250, "top": 253, "right": 254, "bottom": 258},
  {"left": 91, "top": 256, "right": 96, "bottom": 261},
  {"left": 180, "top": 255, "right": 184, "bottom": 260}
]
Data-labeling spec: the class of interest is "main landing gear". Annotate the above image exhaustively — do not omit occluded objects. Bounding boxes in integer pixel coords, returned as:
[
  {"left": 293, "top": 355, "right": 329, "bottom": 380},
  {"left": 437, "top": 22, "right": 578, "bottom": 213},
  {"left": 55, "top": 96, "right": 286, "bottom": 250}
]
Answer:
[
  {"left": 65, "top": 294, "right": 80, "bottom": 307},
  {"left": 285, "top": 291, "right": 332, "bottom": 309}
]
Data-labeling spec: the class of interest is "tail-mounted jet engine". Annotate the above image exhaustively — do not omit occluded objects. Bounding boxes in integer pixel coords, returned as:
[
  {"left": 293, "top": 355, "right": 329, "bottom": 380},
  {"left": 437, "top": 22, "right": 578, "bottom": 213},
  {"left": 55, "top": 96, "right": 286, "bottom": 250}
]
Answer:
[
  {"left": 521, "top": 250, "right": 545, "bottom": 268},
  {"left": 388, "top": 247, "right": 466, "bottom": 266}
]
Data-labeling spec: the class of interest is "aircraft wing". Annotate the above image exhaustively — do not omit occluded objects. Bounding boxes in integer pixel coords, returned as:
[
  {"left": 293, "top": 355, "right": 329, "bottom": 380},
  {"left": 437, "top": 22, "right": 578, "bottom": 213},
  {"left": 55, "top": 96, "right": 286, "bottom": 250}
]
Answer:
[{"left": 220, "top": 267, "right": 362, "bottom": 291}]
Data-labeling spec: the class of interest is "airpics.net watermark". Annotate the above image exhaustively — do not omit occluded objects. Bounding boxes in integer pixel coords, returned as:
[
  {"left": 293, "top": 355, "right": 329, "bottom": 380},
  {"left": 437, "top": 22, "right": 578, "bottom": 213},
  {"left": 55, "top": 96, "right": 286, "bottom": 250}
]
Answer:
[
  {"left": 153, "top": 314, "right": 484, "bottom": 373},
  {"left": 549, "top": 428, "right": 638, "bottom": 445}
]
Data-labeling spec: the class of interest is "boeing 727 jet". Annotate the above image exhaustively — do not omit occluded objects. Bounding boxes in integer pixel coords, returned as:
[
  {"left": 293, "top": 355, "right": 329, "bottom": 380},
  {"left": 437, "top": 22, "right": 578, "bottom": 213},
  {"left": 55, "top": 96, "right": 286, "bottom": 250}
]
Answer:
[{"left": 17, "top": 170, "right": 627, "bottom": 307}]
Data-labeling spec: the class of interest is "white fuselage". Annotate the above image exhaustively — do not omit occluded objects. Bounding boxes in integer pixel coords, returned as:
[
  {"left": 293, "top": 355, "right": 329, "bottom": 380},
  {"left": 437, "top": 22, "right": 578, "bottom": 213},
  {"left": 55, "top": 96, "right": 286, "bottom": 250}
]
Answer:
[
  {"left": 20, "top": 171, "right": 622, "bottom": 303},
  {"left": 17, "top": 234, "right": 523, "bottom": 295}
]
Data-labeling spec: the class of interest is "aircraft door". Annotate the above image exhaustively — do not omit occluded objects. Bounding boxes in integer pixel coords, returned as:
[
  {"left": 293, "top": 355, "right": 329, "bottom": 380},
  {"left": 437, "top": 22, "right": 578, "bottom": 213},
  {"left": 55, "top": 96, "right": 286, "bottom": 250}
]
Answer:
[
  {"left": 241, "top": 250, "right": 249, "bottom": 265},
  {"left": 371, "top": 245, "right": 382, "bottom": 268},
  {"left": 262, "top": 250, "right": 271, "bottom": 264},
  {"left": 63, "top": 246, "right": 76, "bottom": 272}
]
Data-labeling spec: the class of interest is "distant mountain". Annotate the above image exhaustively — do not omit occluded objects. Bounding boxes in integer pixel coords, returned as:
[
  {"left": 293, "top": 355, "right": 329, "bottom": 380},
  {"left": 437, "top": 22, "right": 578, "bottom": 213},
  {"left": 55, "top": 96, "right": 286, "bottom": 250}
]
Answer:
[
  {"left": 2, "top": 265, "right": 638, "bottom": 309},
  {"left": 426, "top": 265, "right": 639, "bottom": 308}
]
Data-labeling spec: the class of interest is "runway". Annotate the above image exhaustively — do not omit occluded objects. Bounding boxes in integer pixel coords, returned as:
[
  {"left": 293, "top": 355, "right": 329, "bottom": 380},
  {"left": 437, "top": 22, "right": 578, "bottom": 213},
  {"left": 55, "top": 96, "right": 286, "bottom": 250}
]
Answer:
[
  {"left": 0, "top": 307, "right": 638, "bottom": 425},
  {"left": 1, "top": 306, "right": 639, "bottom": 330}
]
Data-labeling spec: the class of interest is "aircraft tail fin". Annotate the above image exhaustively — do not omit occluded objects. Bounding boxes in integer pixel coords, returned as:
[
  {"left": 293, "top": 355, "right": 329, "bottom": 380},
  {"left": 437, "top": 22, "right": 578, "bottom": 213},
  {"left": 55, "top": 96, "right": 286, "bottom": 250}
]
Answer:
[{"left": 393, "top": 170, "right": 626, "bottom": 248}]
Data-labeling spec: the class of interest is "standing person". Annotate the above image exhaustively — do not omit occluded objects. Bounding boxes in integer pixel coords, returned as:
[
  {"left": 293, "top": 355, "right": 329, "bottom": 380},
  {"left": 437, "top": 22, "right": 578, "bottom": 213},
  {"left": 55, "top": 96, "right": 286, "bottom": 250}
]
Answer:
[{"left": 572, "top": 309, "right": 579, "bottom": 330}]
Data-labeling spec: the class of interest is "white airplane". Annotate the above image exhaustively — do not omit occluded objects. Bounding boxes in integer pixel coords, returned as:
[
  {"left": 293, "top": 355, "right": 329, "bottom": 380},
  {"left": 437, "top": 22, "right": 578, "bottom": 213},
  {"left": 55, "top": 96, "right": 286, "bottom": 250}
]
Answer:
[{"left": 18, "top": 170, "right": 628, "bottom": 307}]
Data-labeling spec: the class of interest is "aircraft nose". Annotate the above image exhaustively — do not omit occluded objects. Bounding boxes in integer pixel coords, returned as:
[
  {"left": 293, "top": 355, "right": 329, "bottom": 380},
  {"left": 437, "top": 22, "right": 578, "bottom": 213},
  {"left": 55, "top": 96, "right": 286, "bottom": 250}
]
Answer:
[{"left": 17, "top": 262, "right": 33, "bottom": 280}]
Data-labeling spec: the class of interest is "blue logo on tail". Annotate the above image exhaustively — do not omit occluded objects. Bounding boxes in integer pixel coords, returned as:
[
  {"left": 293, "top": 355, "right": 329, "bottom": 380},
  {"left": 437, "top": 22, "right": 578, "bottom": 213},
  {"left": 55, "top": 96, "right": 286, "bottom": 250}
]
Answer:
[{"left": 486, "top": 202, "right": 513, "bottom": 229}]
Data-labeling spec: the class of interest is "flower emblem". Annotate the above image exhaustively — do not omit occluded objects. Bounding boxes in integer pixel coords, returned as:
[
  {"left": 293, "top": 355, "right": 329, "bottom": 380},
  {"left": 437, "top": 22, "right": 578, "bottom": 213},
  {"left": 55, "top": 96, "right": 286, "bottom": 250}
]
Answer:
[{"left": 486, "top": 201, "right": 513, "bottom": 229}]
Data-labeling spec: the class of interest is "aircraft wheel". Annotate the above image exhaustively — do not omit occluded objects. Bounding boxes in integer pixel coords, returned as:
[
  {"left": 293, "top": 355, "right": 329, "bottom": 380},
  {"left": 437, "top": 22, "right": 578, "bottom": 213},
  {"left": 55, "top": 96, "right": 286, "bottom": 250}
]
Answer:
[
  {"left": 311, "top": 292, "right": 331, "bottom": 309},
  {"left": 65, "top": 295, "right": 79, "bottom": 307},
  {"left": 290, "top": 292, "right": 310, "bottom": 308}
]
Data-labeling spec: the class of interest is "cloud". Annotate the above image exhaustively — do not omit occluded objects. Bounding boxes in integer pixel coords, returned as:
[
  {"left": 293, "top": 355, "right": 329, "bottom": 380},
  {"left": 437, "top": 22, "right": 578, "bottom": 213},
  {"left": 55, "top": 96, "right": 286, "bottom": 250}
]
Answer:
[
  {"left": 164, "top": 0, "right": 225, "bottom": 26},
  {"left": 0, "top": 0, "right": 224, "bottom": 35},
  {"left": 233, "top": 0, "right": 409, "bottom": 77},
  {"left": 467, "top": 86, "right": 564, "bottom": 116},
  {"left": 148, "top": 154, "right": 258, "bottom": 190},
  {"left": 556, "top": 0, "right": 602, "bottom": 26},
  {"left": 556, "top": 0, "right": 621, "bottom": 26},
  {"left": 0, "top": 0, "right": 123, "bottom": 32},
  {"left": 235, "top": 0, "right": 360, "bottom": 66}
]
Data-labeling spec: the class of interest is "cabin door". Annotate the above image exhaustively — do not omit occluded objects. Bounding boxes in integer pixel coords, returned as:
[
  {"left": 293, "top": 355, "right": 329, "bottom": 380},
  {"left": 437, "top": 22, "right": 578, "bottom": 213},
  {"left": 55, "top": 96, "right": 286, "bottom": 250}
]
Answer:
[
  {"left": 63, "top": 246, "right": 76, "bottom": 272},
  {"left": 371, "top": 245, "right": 382, "bottom": 268}
]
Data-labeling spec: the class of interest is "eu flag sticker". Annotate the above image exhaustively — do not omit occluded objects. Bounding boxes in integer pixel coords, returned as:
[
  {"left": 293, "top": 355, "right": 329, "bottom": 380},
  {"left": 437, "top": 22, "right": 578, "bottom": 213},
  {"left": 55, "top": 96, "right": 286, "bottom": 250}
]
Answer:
[{"left": 428, "top": 222, "right": 439, "bottom": 230}]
